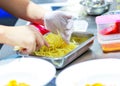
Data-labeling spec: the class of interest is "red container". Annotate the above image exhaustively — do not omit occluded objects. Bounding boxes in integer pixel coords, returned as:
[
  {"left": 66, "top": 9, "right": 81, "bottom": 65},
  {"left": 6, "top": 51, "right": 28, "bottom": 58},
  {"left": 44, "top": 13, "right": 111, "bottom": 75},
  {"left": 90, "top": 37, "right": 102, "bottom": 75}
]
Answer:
[{"left": 96, "top": 14, "right": 120, "bottom": 52}]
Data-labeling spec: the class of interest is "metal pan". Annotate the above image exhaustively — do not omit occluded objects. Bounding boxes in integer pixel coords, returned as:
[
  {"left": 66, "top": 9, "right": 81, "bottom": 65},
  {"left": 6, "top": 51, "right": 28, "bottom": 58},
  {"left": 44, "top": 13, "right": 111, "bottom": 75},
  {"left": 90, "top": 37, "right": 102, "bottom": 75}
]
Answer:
[{"left": 31, "top": 31, "right": 94, "bottom": 69}]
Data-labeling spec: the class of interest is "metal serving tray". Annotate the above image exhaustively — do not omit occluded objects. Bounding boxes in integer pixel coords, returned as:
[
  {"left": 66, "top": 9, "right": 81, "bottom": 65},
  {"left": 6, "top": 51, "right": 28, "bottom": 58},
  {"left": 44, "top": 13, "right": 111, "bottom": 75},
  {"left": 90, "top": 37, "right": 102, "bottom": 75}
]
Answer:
[{"left": 32, "top": 32, "right": 94, "bottom": 69}]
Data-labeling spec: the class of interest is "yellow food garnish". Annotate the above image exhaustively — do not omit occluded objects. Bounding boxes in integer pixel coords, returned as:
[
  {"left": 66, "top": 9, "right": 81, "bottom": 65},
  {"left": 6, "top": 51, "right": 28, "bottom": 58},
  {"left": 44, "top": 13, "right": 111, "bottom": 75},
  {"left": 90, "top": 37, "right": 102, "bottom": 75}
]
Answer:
[
  {"left": 34, "top": 33, "right": 78, "bottom": 58},
  {"left": 6, "top": 80, "right": 30, "bottom": 86},
  {"left": 86, "top": 83, "right": 105, "bottom": 86}
]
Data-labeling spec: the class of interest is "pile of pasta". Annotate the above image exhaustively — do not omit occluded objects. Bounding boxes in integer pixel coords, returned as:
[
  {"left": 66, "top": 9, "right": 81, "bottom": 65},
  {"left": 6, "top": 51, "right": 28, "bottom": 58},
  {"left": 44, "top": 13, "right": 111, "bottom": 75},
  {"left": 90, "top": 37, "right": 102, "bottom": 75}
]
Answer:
[
  {"left": 6, "top": 80, "right": 29, "bottom": 86},
  {"left": 34, "top": 33, "right": 78, "bottom": 58}
]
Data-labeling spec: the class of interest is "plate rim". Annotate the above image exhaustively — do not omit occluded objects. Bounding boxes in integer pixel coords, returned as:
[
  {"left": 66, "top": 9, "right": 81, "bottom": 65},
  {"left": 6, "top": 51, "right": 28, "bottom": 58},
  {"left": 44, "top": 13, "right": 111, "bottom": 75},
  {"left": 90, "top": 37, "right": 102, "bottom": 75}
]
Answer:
[
  {"left": 0, "top": 57, "right": 56, "bottom": 86},
  {"left": 56, "top": 58, "right": 120, "bottom": 86}
]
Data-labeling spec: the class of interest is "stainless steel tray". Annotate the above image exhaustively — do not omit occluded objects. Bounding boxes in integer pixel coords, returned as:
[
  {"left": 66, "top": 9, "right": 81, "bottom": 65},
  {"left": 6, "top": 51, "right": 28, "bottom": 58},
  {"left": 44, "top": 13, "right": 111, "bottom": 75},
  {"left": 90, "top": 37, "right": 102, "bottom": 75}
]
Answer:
[{"left": 31, "top": 32, "right": 94, "bottom": 69}]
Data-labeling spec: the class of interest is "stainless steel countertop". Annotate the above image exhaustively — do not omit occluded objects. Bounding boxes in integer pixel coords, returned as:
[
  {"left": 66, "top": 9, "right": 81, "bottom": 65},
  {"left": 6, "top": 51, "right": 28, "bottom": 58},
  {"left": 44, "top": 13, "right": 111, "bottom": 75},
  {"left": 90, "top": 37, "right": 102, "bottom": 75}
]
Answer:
[{"left": 0, "top": 0, "right": 120, "bottom": 74}]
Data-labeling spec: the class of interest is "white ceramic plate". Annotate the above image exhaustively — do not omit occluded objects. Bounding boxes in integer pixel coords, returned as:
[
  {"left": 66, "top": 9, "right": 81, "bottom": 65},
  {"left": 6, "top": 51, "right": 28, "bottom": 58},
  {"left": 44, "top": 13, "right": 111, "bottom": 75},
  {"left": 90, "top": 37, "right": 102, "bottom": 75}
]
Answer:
[
  {"left": 0, "top": 57, "right": 56, "bottom": 86},
  {"left": 56, "top": 58, "right": 120, "bottom": 86}
]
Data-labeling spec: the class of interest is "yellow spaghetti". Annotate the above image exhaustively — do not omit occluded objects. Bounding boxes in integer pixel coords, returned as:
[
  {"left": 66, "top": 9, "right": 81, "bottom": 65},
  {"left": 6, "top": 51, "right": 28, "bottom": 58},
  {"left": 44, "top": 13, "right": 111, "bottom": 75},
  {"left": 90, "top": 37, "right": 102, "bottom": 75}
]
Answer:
[
  {"left": 34, "top": 33, "right": 78, "bottom": 58},
  {"left": 6, "top": 80, "right": 30, "bottom": 86}
]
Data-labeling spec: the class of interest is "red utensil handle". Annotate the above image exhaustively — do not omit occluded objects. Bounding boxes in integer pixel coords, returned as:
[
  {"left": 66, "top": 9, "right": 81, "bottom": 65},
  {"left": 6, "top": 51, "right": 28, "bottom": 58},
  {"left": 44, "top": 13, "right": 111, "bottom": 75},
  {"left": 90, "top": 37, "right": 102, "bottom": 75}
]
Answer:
[{"left": 32, "top": 23, "right": 50, "bottom": 35}]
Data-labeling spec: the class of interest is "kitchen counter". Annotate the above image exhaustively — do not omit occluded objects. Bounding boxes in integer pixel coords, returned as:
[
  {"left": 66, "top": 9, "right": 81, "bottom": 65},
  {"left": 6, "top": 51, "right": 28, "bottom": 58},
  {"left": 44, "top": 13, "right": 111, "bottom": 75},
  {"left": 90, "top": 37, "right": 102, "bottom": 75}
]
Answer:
[
  {"left": 0, "top": 0, "right": 120, "bottom": 86},
  {"left": 0, "top": 0, "right": 120, "bottom": 77}
]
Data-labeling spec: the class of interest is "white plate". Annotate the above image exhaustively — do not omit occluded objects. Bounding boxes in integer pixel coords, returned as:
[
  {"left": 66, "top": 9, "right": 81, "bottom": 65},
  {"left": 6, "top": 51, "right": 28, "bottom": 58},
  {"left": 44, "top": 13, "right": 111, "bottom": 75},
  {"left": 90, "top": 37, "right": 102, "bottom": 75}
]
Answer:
[
  {"left": 56, "top": 58, "right": 120, "bottom": 86},
  {"left": 0, "top": 57, "right": 56, "bottom": 86}
]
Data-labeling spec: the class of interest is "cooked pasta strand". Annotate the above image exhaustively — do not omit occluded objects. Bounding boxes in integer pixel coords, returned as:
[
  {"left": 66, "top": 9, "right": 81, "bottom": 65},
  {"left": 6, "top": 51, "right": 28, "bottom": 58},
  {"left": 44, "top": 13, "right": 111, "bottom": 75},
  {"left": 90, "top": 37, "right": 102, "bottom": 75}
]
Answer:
[{"left": 34, "top": 33, "right": 78, "bottom": 58}]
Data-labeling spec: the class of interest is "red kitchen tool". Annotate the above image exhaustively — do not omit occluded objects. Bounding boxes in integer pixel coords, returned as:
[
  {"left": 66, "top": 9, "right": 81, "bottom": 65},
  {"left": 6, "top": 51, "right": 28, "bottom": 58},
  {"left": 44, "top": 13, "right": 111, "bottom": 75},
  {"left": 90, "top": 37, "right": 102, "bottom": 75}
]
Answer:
[{"left": 32, "top": 23, "right": 50, "bottom": 35}]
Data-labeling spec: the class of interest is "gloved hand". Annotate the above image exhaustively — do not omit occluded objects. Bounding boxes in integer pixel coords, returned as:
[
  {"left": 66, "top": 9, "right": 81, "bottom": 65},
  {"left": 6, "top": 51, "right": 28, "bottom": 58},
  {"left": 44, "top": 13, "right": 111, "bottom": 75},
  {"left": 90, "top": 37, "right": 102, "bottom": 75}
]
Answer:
[{"left": 44, "top": 11, "right": 73, "bottom": 43}]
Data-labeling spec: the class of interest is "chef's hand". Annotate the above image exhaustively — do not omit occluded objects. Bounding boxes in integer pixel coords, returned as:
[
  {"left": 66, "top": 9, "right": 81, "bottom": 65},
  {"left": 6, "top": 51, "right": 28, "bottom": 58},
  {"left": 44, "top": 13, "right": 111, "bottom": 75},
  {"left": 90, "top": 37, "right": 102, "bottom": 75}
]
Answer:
[
  {"left": 44, "top": 11, "right": 73, "bottom": 43},
  {"left": 3, "top": 25, "right": 49, "bottom": 54}
]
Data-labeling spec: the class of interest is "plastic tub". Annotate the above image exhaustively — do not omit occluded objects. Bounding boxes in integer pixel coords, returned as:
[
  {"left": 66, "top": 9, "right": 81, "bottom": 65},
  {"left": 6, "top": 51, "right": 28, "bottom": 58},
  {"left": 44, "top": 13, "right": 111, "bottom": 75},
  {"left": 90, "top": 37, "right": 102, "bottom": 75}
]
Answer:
[{"left": 96, "top": 14, "right": 120, "bottom": 52}]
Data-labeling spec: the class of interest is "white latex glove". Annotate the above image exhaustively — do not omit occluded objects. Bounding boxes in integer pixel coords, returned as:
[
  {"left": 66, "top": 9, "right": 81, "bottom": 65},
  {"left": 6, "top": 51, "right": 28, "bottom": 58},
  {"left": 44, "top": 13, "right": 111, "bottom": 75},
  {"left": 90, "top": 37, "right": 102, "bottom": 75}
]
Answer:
[{"left": 44, "top": 11, "right": 73, "bottom": 43}]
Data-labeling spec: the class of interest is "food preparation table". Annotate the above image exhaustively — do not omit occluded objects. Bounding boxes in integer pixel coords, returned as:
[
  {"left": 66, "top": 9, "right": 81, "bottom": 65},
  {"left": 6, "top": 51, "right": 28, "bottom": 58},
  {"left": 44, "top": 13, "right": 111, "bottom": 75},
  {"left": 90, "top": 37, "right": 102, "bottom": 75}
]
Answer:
[{"left": 0, "top": 0, "right": 120, "bottom": 86}]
